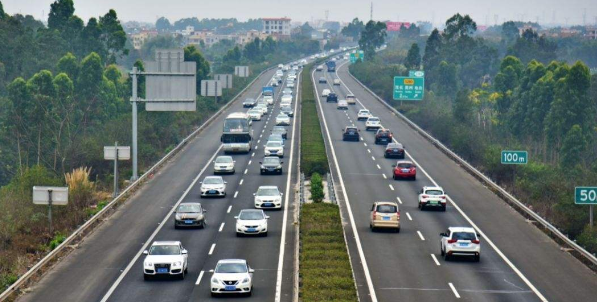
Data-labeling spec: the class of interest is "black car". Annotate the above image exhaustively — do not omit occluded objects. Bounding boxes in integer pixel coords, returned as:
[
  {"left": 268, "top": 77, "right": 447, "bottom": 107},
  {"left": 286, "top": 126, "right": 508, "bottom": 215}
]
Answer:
[
  {"left": 384, "top": 142, "right": 405, "bottom": 159},
  {"left": 243, "top": 98, "right": 256, "bottom": 108},
  {"left": 280, "top": 105, "right": 294, "bottom": 117},
  {"left": 326, "top": 93, "right": 338, "bottom": 103},
  {"left": 342, "top": 126, "right": 360, "bottom": 141},
  {"left": 272, "top": 126, "right": 287, "bottom": 139},
  {"left": 375, "top": 129, "right": 393, "bottom": 145},
  {"left": 260, "top": 156, "right": 283, "bottom": 175}
]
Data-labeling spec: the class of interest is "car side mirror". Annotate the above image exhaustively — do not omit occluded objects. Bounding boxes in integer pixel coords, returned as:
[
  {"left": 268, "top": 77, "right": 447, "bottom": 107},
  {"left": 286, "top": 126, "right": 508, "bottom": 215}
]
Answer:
[
  {"left": 224, "top": 181, "right": 228, "bottom": 184},
  {"left": 440, "top": 233, "right": 446, "bottom": 237},
  {"left": 477, "top": 233, "right": 481, "bottom": 238},
  {"left": 234, "top": 216, "right": 239, "bottom": 219},
  {"left": 281, "top": 162, "right": 284, "bottom": 164},
  {"left": 203, "top": 209, "right": 207, "bottom": 213},
  {"left": 281, "top": 193, "right": 284, "bottom": 196},
  {"left": 266, "top": 216, "right": 270, "bottom": 219},
  {"left": 249, "top": 268, "right": 255, "bottom": 273},
  {"left": 392, "top": 164, "right": 396, "bottom": 167},
  {"left": 199, "top": 181, "right": 202, "bottom": 184},
  {"left": 182, "top": 249, "right": 188, "bottom": 255},
  {"left": 233, "top": 160, "right": 236, "bottom": 163},
  {"left": 209, "top": 269, "right": 214, "bottom": 273},
  {"left": 253, "top": 193, "right": 256, "bottom": 196},
  {"left": 259, "top": 162, "right": 262, "bottom": 164},
  {"left": 143, "top": 250, "right": 148, "bottom": 255}
]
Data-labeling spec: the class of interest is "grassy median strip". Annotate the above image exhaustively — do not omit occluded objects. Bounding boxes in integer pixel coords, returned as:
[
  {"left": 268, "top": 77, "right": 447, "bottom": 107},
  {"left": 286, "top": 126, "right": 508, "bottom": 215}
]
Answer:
[
  {"left": 300, "top": 203, "right": 358, "bottom": 302},
  {"left": 300, "top": 63, "right": 329, "bottom": 176}
]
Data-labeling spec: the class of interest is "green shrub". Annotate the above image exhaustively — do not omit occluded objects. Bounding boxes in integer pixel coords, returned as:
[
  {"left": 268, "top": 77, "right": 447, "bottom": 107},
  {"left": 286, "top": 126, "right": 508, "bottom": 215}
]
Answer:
[
  {"left": 48, "top": 232, "right": 66, "bottom": 250},
  {"left": 577, "top": 225, "right": 597, "bottom": 252},
  {"left": 310, "top": 172, "right": 324, "bottom": 203}
]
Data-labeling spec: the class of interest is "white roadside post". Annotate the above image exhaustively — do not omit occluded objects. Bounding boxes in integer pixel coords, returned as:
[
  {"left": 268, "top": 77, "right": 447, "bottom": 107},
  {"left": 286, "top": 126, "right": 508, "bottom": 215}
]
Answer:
[
  {"left": 104, "top": 142, "right": 131, "bottom": 197},
  {"left": 32, "top": 186, "right": 69, "bottom": 235}
]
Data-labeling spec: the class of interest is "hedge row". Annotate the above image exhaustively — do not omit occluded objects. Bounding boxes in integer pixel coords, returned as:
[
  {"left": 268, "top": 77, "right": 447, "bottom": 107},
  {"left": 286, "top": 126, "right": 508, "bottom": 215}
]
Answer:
[
  {"left": 300, "top": 63, "right": 330, "bottom": 176},
  {"left": 300, "top": 203, "right": 358, "bottom": 302}
]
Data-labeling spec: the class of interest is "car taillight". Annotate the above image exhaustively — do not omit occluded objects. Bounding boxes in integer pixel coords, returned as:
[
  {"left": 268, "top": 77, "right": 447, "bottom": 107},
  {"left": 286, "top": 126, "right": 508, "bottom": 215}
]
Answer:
[
  {"left": 440, "top": 196, "right": 446, "bottom": 199},
  {"left": 422, "top": 195, "right": 429, "bottom": 198},
  {"left": 471, "top": 239, "right": 480, "bottom": 244},
  {"left": 372, "top": 210, "right": 377, "bottom": 219},
  {"left": 396, "top": 211, "right": 400, "bottom": 218},
  {"left": 447, "top": 239, "right": 457, "bottom": 244}
]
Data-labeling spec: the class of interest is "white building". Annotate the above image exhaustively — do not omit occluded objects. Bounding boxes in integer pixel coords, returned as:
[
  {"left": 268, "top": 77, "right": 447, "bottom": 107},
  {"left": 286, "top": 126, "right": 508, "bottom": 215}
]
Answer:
[{"left": 262, "top": 18, "right": 291, "bottom": 38}]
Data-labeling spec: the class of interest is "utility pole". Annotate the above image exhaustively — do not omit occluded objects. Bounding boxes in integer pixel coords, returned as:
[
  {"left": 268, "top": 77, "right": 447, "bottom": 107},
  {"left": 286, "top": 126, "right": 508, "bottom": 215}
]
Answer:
[{"left": 370, "top": 2, "right": 373, "bottom": 21}]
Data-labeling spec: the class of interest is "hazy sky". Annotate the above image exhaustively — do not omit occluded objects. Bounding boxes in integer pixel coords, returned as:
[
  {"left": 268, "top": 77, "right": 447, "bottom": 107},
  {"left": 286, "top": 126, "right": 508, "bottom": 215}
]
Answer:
[{"left": 4, "top": 0, "right": 596, "bottom": 26}]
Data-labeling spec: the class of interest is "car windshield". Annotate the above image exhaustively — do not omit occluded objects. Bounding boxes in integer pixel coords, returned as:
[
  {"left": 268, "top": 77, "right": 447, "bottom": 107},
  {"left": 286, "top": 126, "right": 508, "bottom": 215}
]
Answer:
[
  {"left": 257, "top": 188, "right": 279, "bottom": 196},
  {"left": 177, "top": 204, "right": 201, "bottom": 213},
  {"left": 248, "top": 110, "right": 260, "bottom": 114},
  {"left": 360, "top": 110, "right": 370, "bottom": 114},
  {"left": 452, "top": 232, "right": 477, "bottom": 241},
  {"left": 346, "top": 128, "right": 357, "bottom": 133},
  {"left": 425, "top": 190, "right": 443, "bottom": 195},
  {"left": 347, "top": 95, "right": 355, "bottom": 99},
  {"left": 216, "top": 263, "right": 247, "bottom": 274},
  {"left": 369, "top": 118, "right": 380, "bottom": 122},
  {"left": 266, "top": 141, "right": 282, "bottom": 148},
  {"left": 376, "top": 205, "right": 397, "bottom": 213},
  {"left": 244, "top": 99, "right": 254, "bottom": 103},
  {"left": 397, "top": 163, "right": 413, "bottom": 168},
  {"left": 277, "top": 114, "right": 288, "bottom": 118},
  {"left": 269, "top": 135, "right": 283, "bottom": 141},
  {"left": 239, "top": 211, "right": 264, "bottom": 220},
  {"left": 263, "top": 157, "right": 280, "bottom": 165},
  {"left": 204, "top": 177, "right": 223, "bottom": 184},
  {"left": 215, "top": 156, "right": 233, "bottom": 163},
  {"left": 149, "top": 245, "right": 180, "bottom": 255},
  {"left": 281, "top": 106, "right": 291, "bottom": 111},
  {"left": 387, "top": 143, "right": 401, "bottom": 149},
  {"left": 274, "top": 126, "right": 286, "bottom": 132}
]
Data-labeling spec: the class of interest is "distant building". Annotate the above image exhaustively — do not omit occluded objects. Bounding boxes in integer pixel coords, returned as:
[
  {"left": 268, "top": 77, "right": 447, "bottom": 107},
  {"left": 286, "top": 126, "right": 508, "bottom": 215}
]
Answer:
[
  {"left": 586, "top": 27, "right": 597, "bottom": 40},
  {"left": 129, "top": 30, "right": 158, "bottom": 49},
  {"left": 262, "top": 18, "right": 291, "bottom": 38},
  {"left": 186, "top": 30, "right": 270, "bottom": 48}
]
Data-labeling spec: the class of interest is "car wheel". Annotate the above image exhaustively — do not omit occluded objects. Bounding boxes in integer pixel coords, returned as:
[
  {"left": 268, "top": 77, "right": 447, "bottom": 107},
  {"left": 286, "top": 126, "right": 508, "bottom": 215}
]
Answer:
[
  {"left": 475, "top": 255, "right": 481, "bottom": 262},
  {"left": 185, "top": 266, "right": 188, "bottom": 274},
  {"left": 263, "top": 231, "right": 268, "bottom": 237},
  {"left": 396, "top": 227, "right": 400, "bottom": 233},
  {"left": 200, "top": 221, "right": 206, "bottom": 229},
  {"left": 236, "top": 232, "right": 242, "bottom": 237},
  {"left": 442, "top": 205, "right": 447, "bottom": 212},
  {"left": 444, "top": 252, "right": 450, "bottom": 261},
  {"left": 200, "top": 195, "right": 204, "bottom": 199},
  {"left": 384, "top": 154, "right": 387, "bottom": 158},
  {"left": 419, "top": 203, "right": 423, "bottom": 210},
  {"left": 179, "top": 270, "right": 185, "bottom": 280},
  {"left": 174, "top": 223, "right": 179, "bottom": 229},
  {"left": 144, "top": 274, "right": 151, "bottom": 281},
  {"left": 393, "top": 175, "right": 397, "bottom": 180},
  {"left": 412, "top": 175, "right": 417, "bottom": 181},
  {"left": 211, "top": 292, "right": 217, "bottom": 297},
  {"left": 441, "top": 246, "right": 445, "bottom": 256}
]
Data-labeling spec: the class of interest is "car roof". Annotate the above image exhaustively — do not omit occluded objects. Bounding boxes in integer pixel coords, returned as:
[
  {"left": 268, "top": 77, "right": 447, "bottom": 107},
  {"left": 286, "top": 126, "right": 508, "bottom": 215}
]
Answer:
[
  {"left": 448, "top": 227, "right": 476, "bottom": 233},
  {"left": 263, "top": 156, "right": 280, "bottom": 160},
  {"left": 204, "top": 176, "right": 223, "bottom": 180},
  {"left": 387, "top": 142, "right": 403, "bottom": 148},
  {"left": 423, "top": 186, "right": 443, "bottom": 191},
  {"left": 217, "top": 259, "right": 247, "bottom": 264},
  {"left": 258, "top": 185, "right": 279, "bottom": 190},
  {"left": 179, "top": 202, "right": 202, "bottom": 206},
  {"left": 396, "top": 160, "right": 413, "bottom": 164},
  {"left": 359, "top": 109, "right": 369, "bottom": 112},
  {"left": 373, "top": 201, "right": 399, "bottom": 207},
  {"left": 152, "top": 241, "right": 181, "bottom": 246}
]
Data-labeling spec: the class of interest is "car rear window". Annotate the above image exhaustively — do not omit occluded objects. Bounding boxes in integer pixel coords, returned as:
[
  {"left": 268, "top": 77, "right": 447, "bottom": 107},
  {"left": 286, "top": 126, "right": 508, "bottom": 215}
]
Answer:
[
  {"left": 397, "top": 163, "right": 413, "bottom": 168},
  {"left": 452, "top": 232, "right": 476, "bottom": 240},
  {"left": 376, "top": 205, "right": 397, "bottom": 213},
  {"left": 425, "top": 190, "right": 443, "bottom": 195}
]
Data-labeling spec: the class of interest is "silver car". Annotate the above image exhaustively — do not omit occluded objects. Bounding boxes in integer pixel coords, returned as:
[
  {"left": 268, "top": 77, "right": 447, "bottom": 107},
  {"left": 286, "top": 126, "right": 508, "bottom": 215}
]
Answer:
[{"left": 213, "top": 156, "right": 235, "bottom": 174}]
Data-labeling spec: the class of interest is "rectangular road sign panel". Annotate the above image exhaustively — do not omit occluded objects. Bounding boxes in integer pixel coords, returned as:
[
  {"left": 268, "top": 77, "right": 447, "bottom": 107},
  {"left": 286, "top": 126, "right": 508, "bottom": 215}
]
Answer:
[
  {"left": 575, "top": 187, "right": 597, "bottom": 205},
  {"left": 214, "top": 74, "right": 233, "bottom": 89},
  {"left": 393, "top": 76, "right": 424, "bottom": 101},
  {"left": 409, "top": 70, "right": 425, "bottom": 78},
  {"left": 33, "top": 186, "right": 69, "bottom": 205},
  {"left": 501, "top": 150, "right": 528, "bottom": 164},
  {"left": 145, "top": 49, "right": 197, "bottom": 112},
  {"left": 235, "top": 66, "right": 250, "bottom": 77},
  {"left": 104, "top": 146, "right": 131, "bottom": 160},
  {"left": 201, "top": 80, "right": 222, "bottom": 97}
]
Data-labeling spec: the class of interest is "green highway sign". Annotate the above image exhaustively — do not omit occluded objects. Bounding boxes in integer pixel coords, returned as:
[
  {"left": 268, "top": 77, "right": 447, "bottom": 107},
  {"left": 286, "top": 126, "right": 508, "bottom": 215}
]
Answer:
[
  {"left": 575, "top": 187, "right": 597, "bottom": 205},
  {"left": 393, "top": 76, "right": 424, "bottom": 101},
  {"left": 501, "top": 150, "right": 528, "bottom": 164},
  {"left": 409, "top": 70, "right": 425, "bottom": 78},
  {"left": 350, "top": 51, "right": 364, "bottom": 63}
]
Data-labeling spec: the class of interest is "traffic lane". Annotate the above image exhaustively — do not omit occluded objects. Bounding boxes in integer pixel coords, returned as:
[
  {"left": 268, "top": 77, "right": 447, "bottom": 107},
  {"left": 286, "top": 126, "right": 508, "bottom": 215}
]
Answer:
[
  {"left": 18, "top": 68, "right": 280, "bottom": 302},
  {"left": 188, "top": 73, "right": 299, "bottom": 301},
  {"left": 336, "top": 64, "right": 597, "bottom": 301},
  {"left": 104, "top": 77, "right": 287, "bottom": 301},
  {"left": 328, "top": 66, "right": 540, "bottom": 301}
]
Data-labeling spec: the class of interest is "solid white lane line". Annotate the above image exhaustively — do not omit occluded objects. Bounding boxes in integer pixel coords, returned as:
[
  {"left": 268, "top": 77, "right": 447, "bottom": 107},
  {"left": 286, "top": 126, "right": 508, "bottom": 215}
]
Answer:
[
  {"left": 234, "top": 191, "right": 238, "bottom": 198},
  {"left": 274, "top": 68, "right": 301, "bottom": 302},
  {"left": 227, "top": 205, "right": 232, "bottom": 213},
  {"left": 100, "top": 145, "right": 222, "bottom": 302},
  {"left": 431, "top": 254, "right": 441, "bottom": 266},
  {"left": 396, "top": 197, "right": 403, "bottom": 204},
  {"left": 382, "top": 174, "right": 387, "bottom": 179},
  {"left": 248, "top": 160, "right": 252, "bottom": 165},
  {"left": 195, "top": 270, "right": 205, "bottom": 285},
  {"left": 417, "top": 231, "right": 425, "bottom": 241},
  {"left": 208, "top": 243, "right": 216, "bottom": 255},
  {"left": 404, "top": 151, "right": 548, "bottom": 302},
  {"left": 449, "top": 283, "right": 461, "bottom": 299},
  {"left": 244, "top": 169, "right": 248, "bottom": 175},
  {"left": 377, "top": 164, "right": 381, "bottom": 169},
  {"left": 219, "top": 222, "right": 225, "bottom": 232},
  {"left": 406, "top": 212, "right": 412, "bottom": 221},
  {"left": 240, "top": 179, "right": 244, "bottom": 185},
  {"left": 389, "top": 184, "right": 395, "bottom": 191},
  {"left": 311, "top": 68, "right": 378, "bottom": 302},
  {"left": 371, "top": 156, "right": 375, "bottom": 161}
]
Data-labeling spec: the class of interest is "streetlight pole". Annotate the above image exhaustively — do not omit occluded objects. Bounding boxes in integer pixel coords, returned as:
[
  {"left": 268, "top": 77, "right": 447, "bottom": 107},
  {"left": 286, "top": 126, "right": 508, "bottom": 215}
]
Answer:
[
  {"left": 48, "top": 189, "right": 53, "bottom": 235},
  {"left": 131, "top": 67, "right": 139, "bottom": 181}
]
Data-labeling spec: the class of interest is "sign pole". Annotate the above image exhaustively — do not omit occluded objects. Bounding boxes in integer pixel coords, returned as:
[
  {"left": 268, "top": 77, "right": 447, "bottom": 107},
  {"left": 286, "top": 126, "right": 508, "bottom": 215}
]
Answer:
[
  {"left": 591, "top": 205, "right": 594, "bottom": 228},
  {"left": 131, "top": 67, "right": 139, "bottom": 181},
  {"left": 48, "top": 190, "right": 53, "bottom": 235},
  {"left": 113, "top": 141, "right": 119, "bottom": 198}
]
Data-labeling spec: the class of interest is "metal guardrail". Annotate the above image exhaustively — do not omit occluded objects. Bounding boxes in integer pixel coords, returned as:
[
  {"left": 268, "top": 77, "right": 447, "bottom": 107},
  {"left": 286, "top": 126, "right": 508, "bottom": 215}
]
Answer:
[
  {"left": 347, "top": 69, "right": 597, "bottom": 271},
  {"left": 327, "top": 173, "right": 337, "bottom": 204},
  {"left": 299, "top": 173, "right": 306, "bottom": 204},
  {"left": 0, "top": 64, "right": 280, "bottom": 302}
]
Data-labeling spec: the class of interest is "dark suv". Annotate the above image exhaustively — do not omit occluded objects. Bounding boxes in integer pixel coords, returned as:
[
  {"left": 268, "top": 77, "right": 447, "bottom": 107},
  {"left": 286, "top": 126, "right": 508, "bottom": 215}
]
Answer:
[
  {"left": 342, "top": 126, "right": 360, "bottom": 141},
  {"left": 375, "top": 129, "right": 393, "bottom": 145},
  {"left": 384, "top": 142, "right": 405, "bottom": 159},
  {"left": 326, "top": 93, "right": 338, "bottom": 103}
]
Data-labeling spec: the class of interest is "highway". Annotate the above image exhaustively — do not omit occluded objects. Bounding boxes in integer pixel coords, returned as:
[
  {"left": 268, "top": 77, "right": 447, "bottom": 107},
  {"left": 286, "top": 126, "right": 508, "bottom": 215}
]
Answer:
[
  {"left": 313, "top": 58, "right": 597, "bottom": 302},
  {"left": 18, "top": 64, "right": 302, "bottom": 302}
]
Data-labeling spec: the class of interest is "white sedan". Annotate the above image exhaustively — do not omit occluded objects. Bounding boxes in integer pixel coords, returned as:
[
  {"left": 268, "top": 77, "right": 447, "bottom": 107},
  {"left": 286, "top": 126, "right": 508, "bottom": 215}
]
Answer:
[
  {"left": 281, "top": 94, "right": 293, "bottom": 104},
  {"left": 210, "top": 259, "right": 254, "bottom": 296},
  {"left": 263, "top": 95, "right": 274, "bottom": 105},
  {"left": 264, "top": 141, "right": 284, "bottom": 157},
  {"left": 322, "top": 89, "right": 331, "bottom": 97},
  {"left": 143, "top": 241, "right": 188, "bottom": 280},
  {"left": 286, "top": 82, "right": 295, "bottom": 88},
  {"left": 213, "top": 155, "right": 235, "bottom": 174},
  {"left": 275, "top": 113, "right": 291, "bottom": 126},
  {"left": 200, "top": 176, "right": 227, "bottom": 197},
  {"left": 365, "top": 117, "right": 382, "bottom": 131},
  {"left": 247, "top": 109, "right": 263, "bottom": 121},
  {"left": 440, "top": 227, "right": 481, "bottom": 262},
  {"left": 235, "top": 209, "right": 269, "bottom": 236},
  {"left": 357, "top": 109, "right": 371, "bottom": 120},
  {"left": 254, "top": 186, "right": 283, "bottom": 209}
]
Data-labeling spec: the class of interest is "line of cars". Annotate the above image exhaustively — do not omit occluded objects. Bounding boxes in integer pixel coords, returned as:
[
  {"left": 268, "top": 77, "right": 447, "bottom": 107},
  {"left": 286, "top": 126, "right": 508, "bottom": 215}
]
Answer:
[
  {"left": 142, "top": 64, "right": 300, "bottom": 296},
  {"left": 322, "top": 72, "right": 482, "bottom": 262}
]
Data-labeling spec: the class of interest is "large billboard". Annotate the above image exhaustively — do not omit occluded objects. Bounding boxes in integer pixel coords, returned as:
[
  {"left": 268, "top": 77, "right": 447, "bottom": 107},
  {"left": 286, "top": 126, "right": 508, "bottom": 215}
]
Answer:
[{"left": 386, "top": 22, "right": 411, "bottom": 32}]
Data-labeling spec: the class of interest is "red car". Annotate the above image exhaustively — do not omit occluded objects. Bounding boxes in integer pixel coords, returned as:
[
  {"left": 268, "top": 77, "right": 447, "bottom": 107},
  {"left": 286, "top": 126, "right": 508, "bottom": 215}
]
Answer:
[{"left": 393, "top": 160, "right": 416, "bottom": 180}]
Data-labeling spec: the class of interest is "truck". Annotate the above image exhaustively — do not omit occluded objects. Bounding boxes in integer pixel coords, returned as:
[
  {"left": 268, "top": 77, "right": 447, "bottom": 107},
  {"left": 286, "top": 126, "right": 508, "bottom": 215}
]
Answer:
[
  {"left": 326, "top": 60, "right": 336, "bottom": 72},
  {"left": 262, "top": 86, "right": 274, "bottom": 98}
]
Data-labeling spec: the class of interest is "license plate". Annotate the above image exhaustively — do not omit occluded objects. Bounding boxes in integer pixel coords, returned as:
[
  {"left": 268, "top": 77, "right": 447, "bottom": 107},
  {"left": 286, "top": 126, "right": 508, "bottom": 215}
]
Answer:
[
  {"left": 401, "top": 169, "right": 410, "bottom": 173},
  {"left": 224, "top": 285, "right": 236, "bottom": 291},
  {"left": 247, "top": 228, "right": 256, "bottom": 232},
  {"left": 268, "top": 168, "right": 275, "bottom": 171},
  {"left": 184, "top": 220, "right": 194, "bottom": 224},
  {"left": 394, "top": 149, "right": 398, "bottom": 152},
  {"left": 264, "top": 203, "right": 274, "bottom": 207},
  {"left": 209, "top": 190, "right": 216, "bottom": 194},
  {"left": 157, "top": 268, "right": 168, "bottom": 273},
  {"left": 430, "top": 201, "right": 438, "bottom": 204},
  {"left": 459, "top": 243, "right": 468, "bottom": 247},
  {"left": 271, "top": 150, "right": 277, "bottom": 153},
  {"left": 382, "top": 216, "right": 390, "bottom": 221}
]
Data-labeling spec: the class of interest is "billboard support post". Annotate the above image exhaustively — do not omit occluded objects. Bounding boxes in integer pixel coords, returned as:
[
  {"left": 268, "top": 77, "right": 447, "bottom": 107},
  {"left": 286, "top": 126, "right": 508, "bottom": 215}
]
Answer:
[{"left": 131, "top": 67, "right": 138, "bottom": 181}]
